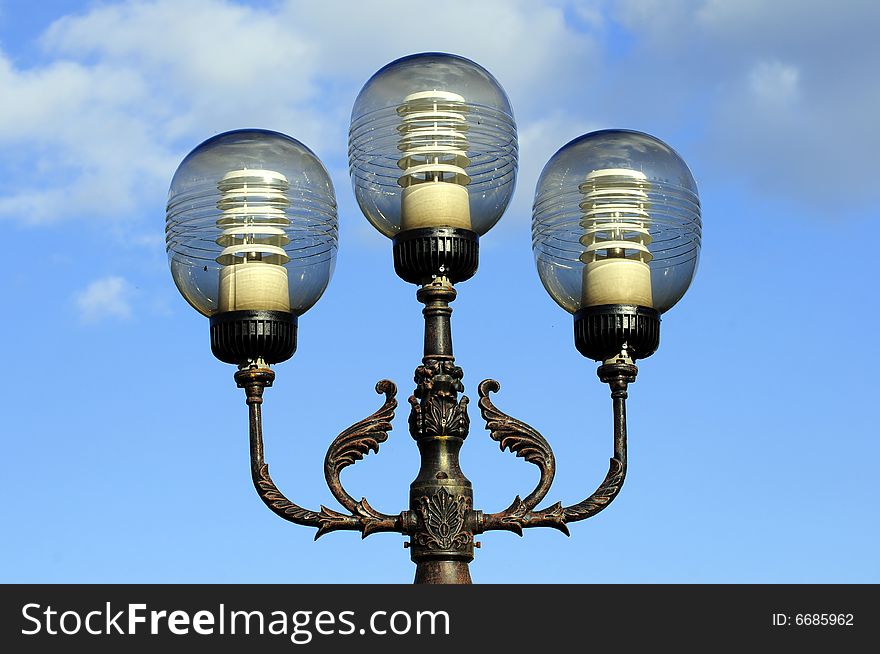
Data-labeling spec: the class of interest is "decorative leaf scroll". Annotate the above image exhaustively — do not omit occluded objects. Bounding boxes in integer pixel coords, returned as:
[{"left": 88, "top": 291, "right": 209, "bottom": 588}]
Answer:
[
  {"left": 475, "top": 379, "right": 628, "bottom": 536},
  {"left": 321, "top": 380, "right": 402, "bottom": 534},
  {"left": 253, "top": 462, "right": 359, "bottom": 539},
  {"left": 354, "top": 498, "right": 396, "bottom": 538},
  {"left": 408, "top": 360, "right": 469, "bottom": 440},
  {"left": 415, "top": 488, "right": 472, "bottom": 551},
  {"left": 489, "top": 496, "right": 570, "bottom": 536},
  {"left": 246, "top": 375, "right": 403, "bottom": 541},
  {"left": 477, "top": 379, "right": 555, "bottom": 510},
  {"left": 253, "top": 461, "right": 406, "bottom": 541},
  {"left": 325, "top": 380, "right": 397, "bottom": 511},
  {"left": 562, "top": 457, "right": 626, "bottom": 523},
  {"left": 410, "top": 393, "right": 470, "bottom": 438}
]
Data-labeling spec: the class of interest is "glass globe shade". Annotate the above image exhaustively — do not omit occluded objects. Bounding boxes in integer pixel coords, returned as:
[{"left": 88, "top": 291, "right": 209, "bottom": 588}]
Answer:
[
  {"left": 349, "top": 52, "right": 518, "bottom": 238},
  {"left": 166, "top": 129, "right": 337, "bottom": 317},
  {"left": 532, "top": 129, "right": 701, "bottom": 314}
]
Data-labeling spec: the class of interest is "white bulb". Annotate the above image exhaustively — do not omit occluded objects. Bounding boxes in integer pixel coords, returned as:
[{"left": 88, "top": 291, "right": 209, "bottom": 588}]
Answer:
[
  {"left": 579, "top": 168, "right": 654, "bottom": 308},
  {"left": 215, "top": 169, "right": 292, "bottom": 312},
  {"left": 397, "top": 90, "right": 472, "bottom": 231}
]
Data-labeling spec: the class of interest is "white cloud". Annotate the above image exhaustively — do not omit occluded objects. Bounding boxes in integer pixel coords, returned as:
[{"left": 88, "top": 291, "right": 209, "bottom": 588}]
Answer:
[
  {"left": 42, "top": 0, "right": 322, "bottom": 140},
  {"left": 0, "top": 0, "right": 326, "bottom": 227},
  {"left": 497, "top": 113, "right": 604, "bottom": 233},
  {"left": 1, "top": 0, "right": 878, "bottom": 233},
  {"left": 0, "top": 48, "right": 176, "bottom": 225},
  {"left": 271, "top": 0, "right": 606, "bottom": 233},
  {"left": 604, "top": 0, "right": 880, "bottom": 212},
  {"left": 747, "top": 60, "right": 800, "bottom": 109},
  {"left": 0, "top": 0, "right": 599, "bottom": 232},
  {"left": 74, "top": 276, "right": 134, "bottom": 322}
]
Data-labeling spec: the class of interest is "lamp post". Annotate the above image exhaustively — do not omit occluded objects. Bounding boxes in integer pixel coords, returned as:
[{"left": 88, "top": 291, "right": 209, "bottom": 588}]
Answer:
[{"left": 166, "top": 53, "right": 701, "bottom": 584}]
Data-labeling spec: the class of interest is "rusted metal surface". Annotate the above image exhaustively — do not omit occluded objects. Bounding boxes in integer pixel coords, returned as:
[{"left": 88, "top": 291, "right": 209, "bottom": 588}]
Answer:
[
  {"left": 236, "top": 366, "right": 401, "bottom": 540},
  {"left": 562, "top": 362, "right": 635, "bottom": 523},
  {"left": 473, "top": 361, "right": 637, "bottom": 536},
  {"left": 323, "top": 380, "right": 402, "bottom": 536},
  {"left": 477, "top": 379, "right": 556, "bottom": 512},
  {"left": 234, "top": 280, "right": 641, "bottom": 583},
  {"left": 402, "top": 280, "right": 475, "bottom": 584},
  {"left": 413, "top": 560, "right": 473, "bottom": 585}
]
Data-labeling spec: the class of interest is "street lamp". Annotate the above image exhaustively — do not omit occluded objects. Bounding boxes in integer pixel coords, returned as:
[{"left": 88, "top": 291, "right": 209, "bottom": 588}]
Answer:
[
  {"left": 166, "top": 129, "right": 337, "bottom": 365},
  {"left": 166, "top": 53, "right": 701, "bottom": 584}
]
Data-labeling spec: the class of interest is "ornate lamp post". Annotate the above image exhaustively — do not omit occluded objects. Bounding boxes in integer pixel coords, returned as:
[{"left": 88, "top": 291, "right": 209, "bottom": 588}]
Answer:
[{"left": 166, "top": 53, "right": 701, "bottom": 584}]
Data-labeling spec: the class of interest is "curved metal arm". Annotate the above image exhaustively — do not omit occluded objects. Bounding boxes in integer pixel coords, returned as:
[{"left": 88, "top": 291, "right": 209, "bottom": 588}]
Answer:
[
  {"left": 323, "top": 380, "right": 403, "bottom": 536},
  {"left": 474, "top": 362, "right": 636, "bottom": 536},
  {"left": 235, "top": 367, "right": 401, "bottom": 540},
  {"left": 561, "top": 363, "right": 632, "bottom": 523},
  {"left": 477, "top": 379, "right": 556, "bottom": 510}
]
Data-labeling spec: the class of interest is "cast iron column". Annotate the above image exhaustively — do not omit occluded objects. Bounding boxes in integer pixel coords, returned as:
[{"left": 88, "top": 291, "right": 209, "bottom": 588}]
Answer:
[{"left": 405, "top": 279, "right": 474, "bottom": 584}]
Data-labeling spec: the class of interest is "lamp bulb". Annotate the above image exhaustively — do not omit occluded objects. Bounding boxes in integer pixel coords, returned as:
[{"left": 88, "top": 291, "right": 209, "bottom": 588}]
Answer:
[
  {"left": 397, "top": 90, "right": 472, "bottom": 231},
  {"left": 579, "top": 168, "right": 654, "bottom": 308},
  {"left": 215, "top": 169, "right": 292, "bottom": 312}
]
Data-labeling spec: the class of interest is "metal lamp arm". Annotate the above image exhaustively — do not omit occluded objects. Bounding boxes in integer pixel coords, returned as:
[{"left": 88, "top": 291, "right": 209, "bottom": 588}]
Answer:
[
  {"left": 473, "top": 379, "right": 566, "bottom": 535},
  {"left": 561, "top": 364, "right": 632, "bottom": 523},
  {"left": 477, "top": 379, "right": 556, "bottom": 510},
  {"left": 474, "top": 362, "right": 637, "bottom": 536},
  {"left": 322, "top": 380, "right": 404, "bottom": 536},
  {"left": 236, "top": 367, "right": 402, "bottom": 540}
]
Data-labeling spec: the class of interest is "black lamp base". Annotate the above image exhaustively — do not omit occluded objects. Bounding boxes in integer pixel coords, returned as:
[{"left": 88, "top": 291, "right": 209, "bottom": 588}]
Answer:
[
  {"left": 574, "top": 304, "right": 660, "bottom": 362},
  {"left": 392, "top": 227, "right": 479, "bottom": 285},
  {"left": 210, "top": 310, "right": 297, "bottom": 366}
]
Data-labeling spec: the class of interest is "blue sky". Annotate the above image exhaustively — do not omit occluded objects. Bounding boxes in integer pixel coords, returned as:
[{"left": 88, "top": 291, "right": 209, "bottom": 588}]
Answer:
[{"left": 2, "top": 0, "right": 878, "bottom": 583}]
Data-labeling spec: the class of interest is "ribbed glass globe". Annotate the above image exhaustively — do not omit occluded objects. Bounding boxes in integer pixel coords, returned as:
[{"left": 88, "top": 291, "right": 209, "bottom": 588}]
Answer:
[
  {"left": 166, "top": 129, "right": 337, "bottom": 317},
  {"left": 532, "top": 129, "right": 701, "bottom": 314},
  {"left": 349, "top": 53, "right": 518, "bottom": 237}
]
